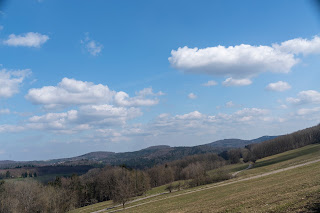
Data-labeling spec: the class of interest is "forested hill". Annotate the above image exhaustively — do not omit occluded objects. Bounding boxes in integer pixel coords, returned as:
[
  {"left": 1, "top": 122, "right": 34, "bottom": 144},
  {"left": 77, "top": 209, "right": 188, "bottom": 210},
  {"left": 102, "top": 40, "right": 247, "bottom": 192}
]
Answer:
[
  {"left": 202, "top": 136, "right": 277, "bottom": 148},
  {"left": 0, "top": 136, "right": 276, "bottom": 169}
]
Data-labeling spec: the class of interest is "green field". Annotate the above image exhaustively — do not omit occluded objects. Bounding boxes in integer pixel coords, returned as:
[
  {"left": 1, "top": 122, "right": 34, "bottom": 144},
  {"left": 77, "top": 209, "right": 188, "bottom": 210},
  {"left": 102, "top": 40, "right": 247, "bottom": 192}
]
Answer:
[{"left": 71, "top": 144, "right": 320, "bottom": 213}]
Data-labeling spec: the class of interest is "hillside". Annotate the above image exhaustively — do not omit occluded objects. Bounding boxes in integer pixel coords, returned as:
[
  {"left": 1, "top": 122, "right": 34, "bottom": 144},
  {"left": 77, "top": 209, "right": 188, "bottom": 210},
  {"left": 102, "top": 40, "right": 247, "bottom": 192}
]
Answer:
[
  {"left": 0, "top": 136, "right": 276, "bottom": 169},
  {"left": 201, "top": 135, "right": 277, "bottom": 148},
  {"left": 73, "top": 144, "right": 320, "bottom": 213}
]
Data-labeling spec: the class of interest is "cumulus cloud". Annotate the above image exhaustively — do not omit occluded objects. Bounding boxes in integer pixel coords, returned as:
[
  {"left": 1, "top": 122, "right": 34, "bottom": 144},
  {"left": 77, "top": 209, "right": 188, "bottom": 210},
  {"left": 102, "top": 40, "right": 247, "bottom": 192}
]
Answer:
[
  {"left": 222, "top": 78, "right": 252, "bottom": 86},
  {"left": 169, "top": 35, "right": 320, "bottom": 86},
  {"left": 27, "top": 105, "right": 141, "bottom": 133},
  {"left": 273, "top": 36, "right": 320, "bottom": 55},
  {"left": 115, "top": 87, "right": 163, "bottom": 107},
  {"left": 0, "top": 69, "right": 31, "bottom": 98},
  {"left": 175, "top": 111, "right": 203, "bottom": 120},
  {"left": 202, "top": 80, "right": 217, "bottom": 87},
  {"left": 115, "top": 91, "right": 159, "bottom": 107},
  {"left": 169, "top": 45, "right": 297, "bottom": 78},
  {"left": 26, "top": 78, "right": 115, "bottom": 109},
  {"left": 78, "top": 104, "right": 142, "bottom": 125},
  {"left": 188, "top": 93, "right": 197, "bottom": 99},
  {"left": 3, "top": 32, "right": 49, "bottom": 47},
  {"left": 81, "top": 34, "right": 103, "bottom": 56},
  {"left": 287, "top": 90, "right": 320, "bottom": 105},
  {"left": 21, "top": 79, "right": 164, "bottom": 134},
  {"left": 266, "top": 81, "right": 291, "bottom": 92},
  {"left": 26, "top": 78, "right": 162, "bottom": 109}
]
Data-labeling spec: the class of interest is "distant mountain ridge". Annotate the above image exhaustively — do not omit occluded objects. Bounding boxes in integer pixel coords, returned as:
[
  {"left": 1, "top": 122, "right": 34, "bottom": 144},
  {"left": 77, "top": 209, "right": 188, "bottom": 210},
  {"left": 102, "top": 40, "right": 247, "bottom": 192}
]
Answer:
[{"left": 0, "top": 135, "right": 277, "bottom": 169}]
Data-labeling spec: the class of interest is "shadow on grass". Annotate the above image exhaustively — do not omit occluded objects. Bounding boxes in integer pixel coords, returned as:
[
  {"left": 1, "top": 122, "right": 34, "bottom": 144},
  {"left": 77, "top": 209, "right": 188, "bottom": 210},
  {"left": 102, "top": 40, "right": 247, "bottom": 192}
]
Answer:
[
  {"left": 305, "top": 192, "right": 320, "bottom": 213},
  {"left": 253, "top": 144, "right": 320, "bottom": 169},
  {"left": 307, "top": 202, "right": 320, "bottom": 213}
]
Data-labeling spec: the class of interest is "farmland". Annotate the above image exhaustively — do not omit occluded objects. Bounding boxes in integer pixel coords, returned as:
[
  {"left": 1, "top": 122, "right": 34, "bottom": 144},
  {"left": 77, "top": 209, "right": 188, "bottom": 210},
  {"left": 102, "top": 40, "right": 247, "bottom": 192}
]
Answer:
[{"left": 72, "top": 144, "right": 320, "bottom": 213}]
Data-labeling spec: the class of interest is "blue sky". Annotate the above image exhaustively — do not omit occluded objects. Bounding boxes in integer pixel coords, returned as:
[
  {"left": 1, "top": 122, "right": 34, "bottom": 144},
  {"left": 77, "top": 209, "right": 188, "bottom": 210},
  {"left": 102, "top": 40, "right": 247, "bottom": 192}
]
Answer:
[{"left": 0, "top": 0, "right": 320, "bottom": 161}]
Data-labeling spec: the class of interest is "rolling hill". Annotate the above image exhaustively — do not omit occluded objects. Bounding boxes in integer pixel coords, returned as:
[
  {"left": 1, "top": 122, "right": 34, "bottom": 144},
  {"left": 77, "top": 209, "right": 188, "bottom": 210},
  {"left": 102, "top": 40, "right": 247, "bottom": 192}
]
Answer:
[{"left": 0, "top": 135, "right": 277, "bottom": 169}]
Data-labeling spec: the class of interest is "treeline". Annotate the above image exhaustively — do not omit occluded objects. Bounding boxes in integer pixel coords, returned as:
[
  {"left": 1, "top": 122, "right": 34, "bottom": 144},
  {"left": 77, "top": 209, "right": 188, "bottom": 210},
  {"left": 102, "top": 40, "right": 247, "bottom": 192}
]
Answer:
[
  {"left": 244, "top": 124, "right": 320, "bottom": 161},
  {"left": 220, "top": 124, "right": 320, "bottom": 163},
  {"left": 0, "top": 180, "right": 75, "bottom": 213},
  {"left": 0, "top": 167, "right": 150, "bottom": 212},
  {"left": 0, "top": 153, "right": 230, "bottom": 212},
  {"left": 147, "top": 153, "right": 228, "bottom": 188}
]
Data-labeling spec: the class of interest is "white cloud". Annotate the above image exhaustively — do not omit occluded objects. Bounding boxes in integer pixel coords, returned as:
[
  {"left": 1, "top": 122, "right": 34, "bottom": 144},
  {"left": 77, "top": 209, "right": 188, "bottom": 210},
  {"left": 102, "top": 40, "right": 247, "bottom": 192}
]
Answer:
[
  {"left": 0, "top": 26, "right": 3, "bottom": 31},
  {"left": 266, "top": 81, "right": 291, "bottom": 92},
  {"left": 0, "top": 69, "right": 31, "bottom": 98},
  {"left": 115, "top": 91, "right": 159, "bottom": 107},
  {"left": 169, "top": 35, "right": 320, "bottom": 89},
  {"left": 175, "top": 111, "right": 203, "bottom": 120},
  {"left": 135, "top": 87, "right": 164, "bottom": 96},
  {"left": 0, "top": 124, "right": 25, "bottom": 133},
  {"left": 26, "top": 78, "right": 115, "bottom": 109},
  {"left": 3, "top": 32, "right": 49, "bottom": 47},
  {"left": 81, "top": 34, "right": 103, "bottom": 56},
  {"left": 169, "top": 45, "right": 297, "bottom": 78},
  {"left": 287, "top": 90, "right": 320, "bottom": 105},
  {"left": 95, "top": 124, "right": 151, "bottom": 143},
  {"left": 21, "top": 79, "right": 164, "bottom": 134},
  {"left": 26, "top": 78, "right": 162, "bottom": 109},
  {"left": 188, "top": 93, "right": 197, "bottom": 99},
  {"left": 78, "top": 104, "right": 141, "bottom": 125},
  {"left": 273, "top": 36, "right": 320, "bottom": 55},
  {"left": 297, "top": 107, "right": 320, "bottom": 116},
  {"left": 234, "top": 108, "right": 269, "bottom": 116},
  {"left": 222, "top": 78, "right": 252, "bottom": 86},
  {"left": 27, "top": 105, "right": 141, "bottom": 133},
  {"left": 147, "top": 107, "right": 272, "bottom": 138},
  {"left": 202, "top": 80, "right": 217, "bottom": 87}
]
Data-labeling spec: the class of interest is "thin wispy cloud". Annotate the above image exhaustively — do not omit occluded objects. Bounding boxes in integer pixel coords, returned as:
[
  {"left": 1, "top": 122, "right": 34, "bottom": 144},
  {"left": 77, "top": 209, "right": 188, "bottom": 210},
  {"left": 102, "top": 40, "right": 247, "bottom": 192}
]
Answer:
[
  {"left": 202, "top": 80, "right": 217, "bottom": 87},
  {"left": 188, "top": 93, "right": 197, "bottom": 99},
  {"left": 81, "top": 34, "right": 103, "bottom": 56}
]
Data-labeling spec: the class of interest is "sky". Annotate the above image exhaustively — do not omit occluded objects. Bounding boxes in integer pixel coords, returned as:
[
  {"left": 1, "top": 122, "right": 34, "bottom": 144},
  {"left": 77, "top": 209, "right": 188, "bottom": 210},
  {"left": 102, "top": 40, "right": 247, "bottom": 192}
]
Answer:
[{"left": 0, "top": 0, "right": 320, "bottom": 161}]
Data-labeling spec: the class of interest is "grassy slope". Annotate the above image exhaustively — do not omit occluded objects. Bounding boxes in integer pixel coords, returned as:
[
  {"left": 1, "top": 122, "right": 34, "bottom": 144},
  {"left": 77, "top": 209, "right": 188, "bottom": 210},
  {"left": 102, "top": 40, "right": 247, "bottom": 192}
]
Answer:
[
  {"left": 71, "top": 144, "right": 320, "bottom": 213},
  {"left": 126, "top": 162, "right": 320, "bottom": 213}
]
